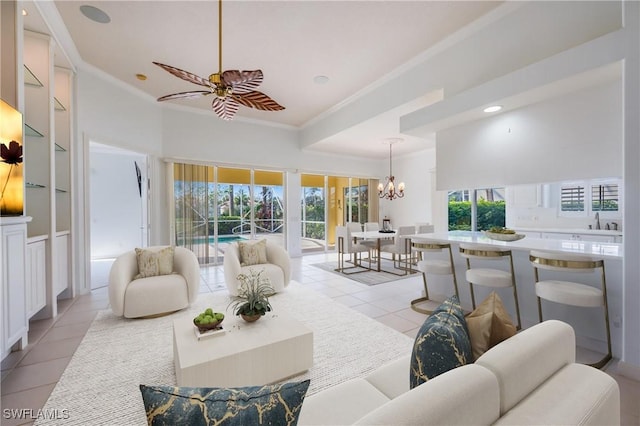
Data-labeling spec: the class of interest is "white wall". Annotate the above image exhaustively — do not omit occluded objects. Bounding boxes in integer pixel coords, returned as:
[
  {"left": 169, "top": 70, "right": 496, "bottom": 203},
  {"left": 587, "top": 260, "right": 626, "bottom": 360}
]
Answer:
[
  {"left": 161, "top": 107, "right": 379, "bottom": 177},
  {"left": 89, "top": 146, "right": 145, "bottom": 258},
  {"left": 379, "top": 148, "right": 438, "bottom": 229},
  {"left": 74, "top": 69, "right": 167, "bottom": 294},
  {"left": 436, "top": 80, "right": 622, "bottom": 190}
]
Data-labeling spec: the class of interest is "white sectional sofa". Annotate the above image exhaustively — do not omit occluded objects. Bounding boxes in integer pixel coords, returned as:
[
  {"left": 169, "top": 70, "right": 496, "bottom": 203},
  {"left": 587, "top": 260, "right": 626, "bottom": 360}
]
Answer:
[{"left": 298, "top": 320, "right": 620, "bottom": 425}]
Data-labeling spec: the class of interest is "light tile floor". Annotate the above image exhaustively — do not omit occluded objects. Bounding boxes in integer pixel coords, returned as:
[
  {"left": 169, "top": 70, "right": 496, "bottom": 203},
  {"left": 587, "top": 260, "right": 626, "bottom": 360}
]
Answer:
[{"left": 1, "top": 252, "right": 639, "bottom": 425}]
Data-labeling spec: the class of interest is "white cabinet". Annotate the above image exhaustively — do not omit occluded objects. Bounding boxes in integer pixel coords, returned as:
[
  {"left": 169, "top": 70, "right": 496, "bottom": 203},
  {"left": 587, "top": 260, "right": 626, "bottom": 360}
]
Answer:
[
  {"left": 26, "top": 237, "right": 47, "bottom": 318},
  {"left": 507, "top": 185, "right": 541, "bottom": 208},
  {"left": 1, "top": 218, "right": 30, "bottom": 359},
  {"left": 540, "top": 232, "right": 617, "bottom": 243}
]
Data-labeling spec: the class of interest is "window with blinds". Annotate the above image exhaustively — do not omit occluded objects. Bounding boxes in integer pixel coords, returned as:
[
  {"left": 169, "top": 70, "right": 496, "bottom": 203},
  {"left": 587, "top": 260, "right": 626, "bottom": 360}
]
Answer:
[
  {"left": 592, "top": 183, "right": 619, "bottom": 212},
  {"left": 560, "top": 184, "right": 585, "bottom": 212},
  {"left": 559, "top": 179, "right": 621, "bottom": 217}
]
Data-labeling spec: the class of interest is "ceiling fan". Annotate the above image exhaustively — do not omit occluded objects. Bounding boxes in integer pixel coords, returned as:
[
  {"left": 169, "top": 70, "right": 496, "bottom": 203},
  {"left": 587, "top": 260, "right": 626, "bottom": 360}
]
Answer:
[{"left": 153, "top": 0, "right": 284, "bottom": 121}]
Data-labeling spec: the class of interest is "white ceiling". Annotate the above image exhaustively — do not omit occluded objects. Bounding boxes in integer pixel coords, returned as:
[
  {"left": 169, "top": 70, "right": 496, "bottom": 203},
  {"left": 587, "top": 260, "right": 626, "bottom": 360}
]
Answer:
[{"left": 22, "top": 0, "right": 502, "bottom": 158}]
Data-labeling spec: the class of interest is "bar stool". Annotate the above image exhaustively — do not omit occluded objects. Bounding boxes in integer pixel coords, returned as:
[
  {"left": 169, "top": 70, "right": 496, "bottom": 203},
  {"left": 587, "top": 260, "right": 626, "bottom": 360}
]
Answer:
[
  {"left": 459, "top": 243, "right": 521, "bottom": 330},
  {"left": 335, "top": 225, "right": 370, "bottom": 274},
  {"left": 411, "top": 241, "right": 459, "bottom": 314},
  {"left": 529, "top": 250, "right": 612, "bottom": 369}
]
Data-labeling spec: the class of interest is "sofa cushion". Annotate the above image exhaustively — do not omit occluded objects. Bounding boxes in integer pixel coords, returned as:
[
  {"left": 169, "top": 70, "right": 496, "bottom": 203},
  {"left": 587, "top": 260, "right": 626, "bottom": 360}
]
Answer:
[
  {"left": 475, "top": 320, "right": 575, "bottom": 414},
  {"left": 238, "top": 239, "right": 268, "bottom": 266},
  {"left": 466, "top": 291, "right": 517, "bottom": 360},
  {"left": 493, "top": 363, "right": 619, "bottom": 425},
  {"left": 134, "top": 246, "right": 174, "bottom": 279},
  {"left": 124, "top": 274, "right": 189, "bottom": 318},
  {"left": 356, "top": 364, "right": 500, "bottom": 426},
  {"left": 410, "top": 295, "right": 472, "bottom": 388},
  {"left": 298, "top": 378, "right": 391, "bottom": 425},
  {"left": 139, "top": 380, "right": 309, "bottom": 426},
  {"left": 364, "top": 354, "right": 411, "bottom": 400}
]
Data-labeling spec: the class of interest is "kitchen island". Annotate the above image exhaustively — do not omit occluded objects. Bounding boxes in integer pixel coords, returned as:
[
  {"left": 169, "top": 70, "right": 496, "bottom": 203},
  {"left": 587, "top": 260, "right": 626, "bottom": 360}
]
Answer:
[{"left": 411, "top": 231, "right": 622, "bottom": 360}]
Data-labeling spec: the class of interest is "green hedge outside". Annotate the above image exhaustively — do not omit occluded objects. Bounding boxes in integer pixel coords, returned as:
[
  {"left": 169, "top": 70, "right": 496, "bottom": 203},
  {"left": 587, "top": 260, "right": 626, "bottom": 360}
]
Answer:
[{"left": 448, "top": 200, "right": 505, "bottom": 231}]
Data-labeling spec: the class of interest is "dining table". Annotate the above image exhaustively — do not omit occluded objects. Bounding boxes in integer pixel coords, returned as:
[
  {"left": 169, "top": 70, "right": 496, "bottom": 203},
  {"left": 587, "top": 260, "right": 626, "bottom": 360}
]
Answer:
[{"left": 350, "top": 230, "right": 396, "bottom": 272}]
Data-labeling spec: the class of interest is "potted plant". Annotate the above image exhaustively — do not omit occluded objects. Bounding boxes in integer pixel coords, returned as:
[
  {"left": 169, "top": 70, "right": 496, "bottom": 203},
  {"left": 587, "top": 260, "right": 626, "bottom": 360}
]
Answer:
[{"left": 228, "top": 269, "right": 274, "bottom": 322}]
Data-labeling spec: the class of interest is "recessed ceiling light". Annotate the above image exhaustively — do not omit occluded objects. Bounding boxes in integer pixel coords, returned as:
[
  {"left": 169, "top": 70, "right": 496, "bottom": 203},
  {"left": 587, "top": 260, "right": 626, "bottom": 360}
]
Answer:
[
  {"left": 136, "top": 74, "right": 147, "bottom": 81},
  {"left": 313, "top": 75, "right": 329, "bottom": 85},
  {"left": 22, "top": 9, "right": 28, "bottom": 16},
  {"left": 80, "top": 5, "right": 111, "bottom": 24},
  {"left": 483, "top": 105, "right": 502, "bottom": 113}
]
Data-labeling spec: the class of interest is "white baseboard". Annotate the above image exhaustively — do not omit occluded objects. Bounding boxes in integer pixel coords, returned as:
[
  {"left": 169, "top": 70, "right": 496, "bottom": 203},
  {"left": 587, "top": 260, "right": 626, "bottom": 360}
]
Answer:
[{"left": 617, "top": 360, "right": 640, "bottom": 381}]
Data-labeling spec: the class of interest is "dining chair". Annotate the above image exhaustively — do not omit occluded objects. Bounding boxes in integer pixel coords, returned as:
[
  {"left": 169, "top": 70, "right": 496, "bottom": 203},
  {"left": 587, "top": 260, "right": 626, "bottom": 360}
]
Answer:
[
  {"left": 335, "top": 225, "right": 371, "bottom": 274},
  {"left": 380, "top": 225, "right": 415, "bottom": 274}
]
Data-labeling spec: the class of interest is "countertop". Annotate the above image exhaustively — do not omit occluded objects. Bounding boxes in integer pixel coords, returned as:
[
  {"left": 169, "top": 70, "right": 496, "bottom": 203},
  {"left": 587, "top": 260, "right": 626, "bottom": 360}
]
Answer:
[
  {"left": 513, "top": 227, "right": 622, "bottom": 237},
  {"left": 412, "top": 231, "right": 622, "bottom": 260}
]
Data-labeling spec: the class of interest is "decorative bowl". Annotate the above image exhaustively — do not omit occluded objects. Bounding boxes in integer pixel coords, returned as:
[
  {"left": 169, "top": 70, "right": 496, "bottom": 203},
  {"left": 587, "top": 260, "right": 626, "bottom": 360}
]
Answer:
[
  {"left": 193, "top": 318, "right": 223, "bottom": 333},
  {"left": 483, "top": 231, "right": 525, "bottom": 242}
]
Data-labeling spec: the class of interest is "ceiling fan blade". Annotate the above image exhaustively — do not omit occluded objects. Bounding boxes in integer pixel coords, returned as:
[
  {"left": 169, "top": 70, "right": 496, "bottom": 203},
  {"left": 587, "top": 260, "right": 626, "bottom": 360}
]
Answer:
[
  {"left": 222, "top": 70, "right": 263, "bottom": 94},
  {"left": 157, "top": 91, "right": 212, "bottom": 101},
  {"left": 232, "top": 91, "right": 285, "bottom": 111},
  {"left": 212, "top": 97, "right": 240, "bottom": 121},
  {"left": 153, "top": 62, "right": 212, "bottom": 88}
]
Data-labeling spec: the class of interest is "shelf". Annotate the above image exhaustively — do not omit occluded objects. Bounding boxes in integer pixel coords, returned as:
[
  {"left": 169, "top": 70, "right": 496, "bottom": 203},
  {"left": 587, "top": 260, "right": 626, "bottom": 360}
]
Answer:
[
  {"left": 54, "top": 97, "right": 66, "bottom": 111},
  {"left": 55, "top": 188, "right": 68, "bottom": 193},
  {"left": 24, "top": 65, "right": 43, "bottom": 87},
  {"left": 25, "top": 182, "right": 46, "bottom": 189},
  {"left": 25, "top": 123, "right": 44, "bottom": 138},
  {"left": 55, "top": 143, "right": 66, "bottom": 152}
]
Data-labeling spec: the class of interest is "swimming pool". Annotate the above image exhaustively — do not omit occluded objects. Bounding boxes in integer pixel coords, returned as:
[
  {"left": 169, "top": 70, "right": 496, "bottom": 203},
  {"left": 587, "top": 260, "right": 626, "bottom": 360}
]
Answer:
[{"left": 181, "top": 235, "right": 247, "bottom": 245}]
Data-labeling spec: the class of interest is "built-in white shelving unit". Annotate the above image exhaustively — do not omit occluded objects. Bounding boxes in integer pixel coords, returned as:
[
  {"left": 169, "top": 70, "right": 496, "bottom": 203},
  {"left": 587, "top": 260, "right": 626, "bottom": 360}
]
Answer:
[{"left": 22, "top": 30, "right": 75, "bottom": 324}]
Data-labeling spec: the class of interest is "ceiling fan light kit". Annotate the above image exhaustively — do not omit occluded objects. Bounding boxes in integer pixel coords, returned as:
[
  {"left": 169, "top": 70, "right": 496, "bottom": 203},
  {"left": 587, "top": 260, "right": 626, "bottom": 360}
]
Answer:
[{"left": 153, "top": 0, "right": 284, "bottom": 121}]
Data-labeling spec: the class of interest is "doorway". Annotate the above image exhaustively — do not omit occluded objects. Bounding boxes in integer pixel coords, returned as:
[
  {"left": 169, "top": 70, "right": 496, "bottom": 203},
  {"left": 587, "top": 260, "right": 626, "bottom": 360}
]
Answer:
[{"left": 89, "top": 142, "right": 148, "bottom": 289}]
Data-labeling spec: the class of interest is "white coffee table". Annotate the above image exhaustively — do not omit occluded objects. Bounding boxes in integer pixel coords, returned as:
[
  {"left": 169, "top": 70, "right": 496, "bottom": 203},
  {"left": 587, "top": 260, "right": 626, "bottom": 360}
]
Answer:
[{"left": 173, "top": 313, "right": 313, "bottom": 387}]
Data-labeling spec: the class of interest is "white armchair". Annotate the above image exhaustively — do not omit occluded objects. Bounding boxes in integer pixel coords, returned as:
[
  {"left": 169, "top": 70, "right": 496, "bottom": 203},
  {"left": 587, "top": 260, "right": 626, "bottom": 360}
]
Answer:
[
  {"left": 223, "top": 240, "right": 291, "bottom": 296},
  {"left": 108, "top": 246, "right": 200, "bottom": 318}
]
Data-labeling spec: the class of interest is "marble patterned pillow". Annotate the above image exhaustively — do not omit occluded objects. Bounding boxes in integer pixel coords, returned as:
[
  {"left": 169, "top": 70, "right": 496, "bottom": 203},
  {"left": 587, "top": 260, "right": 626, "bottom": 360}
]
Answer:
[
  {"left": 410, "top": 295, "right": 472, "bottom": 389},
  {"left": 238, "top": 239, "right": 268, "bottom": 266},
  {"left": 139, "top": 380, "right": 310, "bottom": 426},
  {"left": 134, "top": 246, "right": 175, "bottom": 279}
]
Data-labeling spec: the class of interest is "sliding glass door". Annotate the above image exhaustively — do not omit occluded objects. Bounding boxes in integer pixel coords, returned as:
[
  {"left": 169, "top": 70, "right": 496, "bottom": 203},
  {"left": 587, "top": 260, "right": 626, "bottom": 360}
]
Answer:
[
  {"left": 173, "top": 164, "right": 285, "bottom": 264},
  {"left": 301, "top": 174, "right": 326, "bottom": 253}
]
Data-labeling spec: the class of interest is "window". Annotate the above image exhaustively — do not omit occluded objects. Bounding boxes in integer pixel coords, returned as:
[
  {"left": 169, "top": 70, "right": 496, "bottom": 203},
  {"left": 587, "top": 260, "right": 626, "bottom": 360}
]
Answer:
[
  {"left": 448, "top": 188, "right": 505, "bottom": 231},
  {"left": 560, "top": 183, "right": 585, "bottom": 212},
  {"left": 559, "top": 179, "right": 620, "bottom": 216},
  {"left": 592, "top": 183, "right": 619, "bottom": 212}
]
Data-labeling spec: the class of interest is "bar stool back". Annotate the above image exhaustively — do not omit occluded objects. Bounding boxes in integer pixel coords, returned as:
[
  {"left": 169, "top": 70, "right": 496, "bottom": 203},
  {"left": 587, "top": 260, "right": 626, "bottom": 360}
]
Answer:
[
  {"left": 459, "top": 243, "right": 521, "bottom": 329},
  {"left": 411, "top": 241, "right": 459, "bottom": 314},
  {"left": 529, "top": 250, "right": 611, "bottom": 369}
]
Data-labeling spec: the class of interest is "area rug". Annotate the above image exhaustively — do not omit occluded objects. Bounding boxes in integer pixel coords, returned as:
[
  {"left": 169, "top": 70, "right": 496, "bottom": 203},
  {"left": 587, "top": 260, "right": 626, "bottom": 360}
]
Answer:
[
  {"left": 311, "top": 259, "right": 418, "bottom": 286},
  {"left": 35, "top": 282, "right": 413, "bottom": 425}
]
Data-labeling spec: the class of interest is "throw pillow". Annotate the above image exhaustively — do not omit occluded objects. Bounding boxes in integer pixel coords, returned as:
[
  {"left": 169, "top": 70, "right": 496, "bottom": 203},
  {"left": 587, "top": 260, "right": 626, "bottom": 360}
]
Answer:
[
  {"left": 134, "top": 246, "right": 175, "bottom": 279},
  {"left": 409, "top": 295, "right": 472, "bottom": 389},
  {"left": 466, "top": 291, "right": 517, "bottom": 360},
  {"left": 238, "top": 239, "right": 268, "bottom": 266},
  {"left": 139, "top": 380, "right": 310, "bottom": 426}
]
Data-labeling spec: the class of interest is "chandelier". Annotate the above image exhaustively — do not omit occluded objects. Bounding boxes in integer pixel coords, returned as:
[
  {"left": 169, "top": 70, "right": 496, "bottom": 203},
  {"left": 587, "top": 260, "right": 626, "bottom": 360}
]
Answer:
[{"left": 378, "top": 138, "right": 405, "bottom": 200}]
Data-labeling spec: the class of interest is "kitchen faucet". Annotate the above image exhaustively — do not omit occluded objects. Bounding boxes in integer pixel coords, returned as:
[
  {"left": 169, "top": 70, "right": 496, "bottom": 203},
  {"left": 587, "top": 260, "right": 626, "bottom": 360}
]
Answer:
[{"left": 595, "top": 212, "right": 601, "bottom": 230}]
